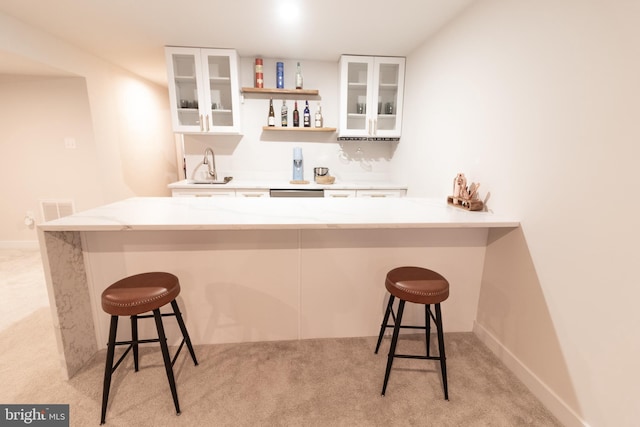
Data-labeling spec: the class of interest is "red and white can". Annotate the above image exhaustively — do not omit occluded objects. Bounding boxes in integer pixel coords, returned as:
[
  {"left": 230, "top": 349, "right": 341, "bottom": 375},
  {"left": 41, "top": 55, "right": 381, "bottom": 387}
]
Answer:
[{"left": 255, "top": 58, "right": 264, "bottom": 88}]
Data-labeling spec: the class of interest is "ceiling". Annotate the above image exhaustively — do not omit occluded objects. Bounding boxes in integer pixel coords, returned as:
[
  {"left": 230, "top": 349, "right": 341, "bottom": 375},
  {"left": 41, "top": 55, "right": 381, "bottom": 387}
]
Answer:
[{"left": 0, "top": 0, "right": 474, "bottom": 86}]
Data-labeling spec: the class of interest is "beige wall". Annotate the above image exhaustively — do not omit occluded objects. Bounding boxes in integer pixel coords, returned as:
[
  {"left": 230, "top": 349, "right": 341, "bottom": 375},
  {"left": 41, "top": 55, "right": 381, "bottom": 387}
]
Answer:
[
  {"left": 398, "top": 0, "right": 639, "bottom": 425},
  {"left": 0, "top": 77, "right": 102, "bottom": 242},
  {"left": 0, "top": 12, "right": 177, "bottom": 245}
]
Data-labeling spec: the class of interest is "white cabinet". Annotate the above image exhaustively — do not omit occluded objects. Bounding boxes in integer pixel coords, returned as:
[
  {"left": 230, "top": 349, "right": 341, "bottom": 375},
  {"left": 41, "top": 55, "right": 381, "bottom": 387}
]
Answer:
[
  {"left": 236, "top": 190, "right": 269, "bottom": 198},
  {"left": 338, "top": 55, "right": 405, "bottom": 140},
  {"left": 171, "top": 189, "right": 236, "bottom": 197},
  {"left": 165, "top": 47, "right": 241, "bottom": 134},
  {"left": 356, "top": 189, "right": 406, "bottom": 198},
  {"left": 171, "top": 189, "right": 271, "bottom": 197},
  {"left": 325, "top": 189, "right": 406, "bottom": 198},
  {"left": 171, "top": 187, "right": 405, "bottom": 198},
  {"left": 324, "top": 189, "right": 357, "bottom": 198}
]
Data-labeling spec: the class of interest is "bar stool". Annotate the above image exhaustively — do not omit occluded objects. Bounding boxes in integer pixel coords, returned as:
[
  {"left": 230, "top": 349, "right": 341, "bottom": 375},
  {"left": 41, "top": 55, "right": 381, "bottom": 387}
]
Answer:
[
  {"left": 100, "top": 272, "right": 198, "bottom": 424},
  {"left": 375, "top": 266, "right": 449, "bottom": 399}
]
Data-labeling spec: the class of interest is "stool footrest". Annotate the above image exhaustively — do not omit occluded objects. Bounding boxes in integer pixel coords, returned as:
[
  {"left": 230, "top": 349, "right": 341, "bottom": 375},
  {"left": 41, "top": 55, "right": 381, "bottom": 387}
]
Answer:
[
  {"left": 383, "top": 323, "right": 427, "bottom": 330},
  {"left": 135, "top": 312, "right": 177, "bottom": 320},
  {"left": 393, "top": 354, "right": 444, "bottom": 361},
  {"left": 115, "top": 338, "right": 160, "bottom": 346}
]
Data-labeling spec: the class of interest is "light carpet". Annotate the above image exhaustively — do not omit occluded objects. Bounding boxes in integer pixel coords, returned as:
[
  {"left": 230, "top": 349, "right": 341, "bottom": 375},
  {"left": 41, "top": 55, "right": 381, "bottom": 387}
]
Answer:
[
  {"left": 0, "top": 309, "right": 561, "bottom": 426},
  {"left": 0, "top": 249, "right": 561, "bottom": 426}
]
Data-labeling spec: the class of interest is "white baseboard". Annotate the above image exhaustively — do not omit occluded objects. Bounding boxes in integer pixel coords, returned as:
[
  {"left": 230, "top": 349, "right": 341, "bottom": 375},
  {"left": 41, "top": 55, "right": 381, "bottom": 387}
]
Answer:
[
  {"left": 473, "top": 321, "right": 587, "bottom": 427},
  {"left": 0, "top": 240, "right": 40, "bottom": 250}
]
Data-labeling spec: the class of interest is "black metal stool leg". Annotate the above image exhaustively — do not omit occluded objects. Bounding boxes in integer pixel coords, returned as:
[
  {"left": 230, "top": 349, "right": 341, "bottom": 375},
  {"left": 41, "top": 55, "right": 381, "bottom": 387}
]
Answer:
[
  {"left": 435, "top": 303, "right": 448, "bottom": 400},
  {"left": 171, "top": 300, "right": 198, "bottom": 366},
  {"left": 375, "top": 294, "right": 395, "bottom": 354},
  {"left": 153, "top": 309, "right": 181, "bottom": 415},
  {"left": 382, "top": 299, "right": 405, "bottom": 396},
  {"left": 425, "top": 304, "right": 431, "bottom": 357},
  {"left": 101, "top": 315, "right": 119, "bottom": 425},
  {"left": 131, "top": 315, "right": 139, "bottom": 372}
]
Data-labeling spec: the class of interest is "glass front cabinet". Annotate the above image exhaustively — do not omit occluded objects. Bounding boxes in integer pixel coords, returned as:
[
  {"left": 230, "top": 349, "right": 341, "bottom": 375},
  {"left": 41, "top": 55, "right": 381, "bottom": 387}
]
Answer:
[
  {"left": 165, "top": 47, "right": 241, "bottom": 134},
  {"left": 338, "top": 55, "right": 405, "bottom": 139}
]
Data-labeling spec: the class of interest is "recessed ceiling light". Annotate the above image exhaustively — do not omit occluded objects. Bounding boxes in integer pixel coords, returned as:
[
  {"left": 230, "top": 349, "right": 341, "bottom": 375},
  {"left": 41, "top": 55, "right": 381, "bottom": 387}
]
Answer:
[{"left": 276, "top": 0, "right": 301, "bottom": 25}]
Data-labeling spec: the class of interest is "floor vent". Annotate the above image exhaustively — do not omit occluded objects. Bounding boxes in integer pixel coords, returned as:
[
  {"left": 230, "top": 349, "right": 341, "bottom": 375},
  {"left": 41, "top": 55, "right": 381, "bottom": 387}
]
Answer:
[{"left": 40, "top": 199, "right": 75, "bottom": 222}]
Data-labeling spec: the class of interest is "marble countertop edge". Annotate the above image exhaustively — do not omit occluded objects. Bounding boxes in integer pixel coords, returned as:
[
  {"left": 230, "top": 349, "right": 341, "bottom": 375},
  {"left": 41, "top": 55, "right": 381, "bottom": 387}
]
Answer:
[{"left": 37, "top": 197, "right": 520, "bottom": 231}]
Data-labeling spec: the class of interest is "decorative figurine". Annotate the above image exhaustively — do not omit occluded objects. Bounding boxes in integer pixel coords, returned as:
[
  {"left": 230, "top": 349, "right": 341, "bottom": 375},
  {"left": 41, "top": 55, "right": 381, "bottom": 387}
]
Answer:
[
  {"left": 448, "top": 173, "right": 484, "bottom": 211},
  {"left": 452, "top": 173, "right": 467, "bottom": 205}
]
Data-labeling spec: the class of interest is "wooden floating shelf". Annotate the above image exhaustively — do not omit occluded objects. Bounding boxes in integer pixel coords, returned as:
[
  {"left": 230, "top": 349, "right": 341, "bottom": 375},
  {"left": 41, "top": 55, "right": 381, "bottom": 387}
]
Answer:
[
  {"left": 262, "top": 126, "right": 336, "bottom": 132},
  {"left": 242, "top": 87, "right": 319, "bottom": 96}
]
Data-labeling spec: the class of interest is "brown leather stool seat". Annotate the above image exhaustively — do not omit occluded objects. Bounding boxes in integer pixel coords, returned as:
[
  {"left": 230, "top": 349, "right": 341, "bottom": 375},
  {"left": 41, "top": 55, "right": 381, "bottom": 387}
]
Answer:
[
  {"left": 100, "top": 272, "right": 198, "bottom": 424},
  {"left": 375, "top": 266, "right": 450, "bottom": 399}
]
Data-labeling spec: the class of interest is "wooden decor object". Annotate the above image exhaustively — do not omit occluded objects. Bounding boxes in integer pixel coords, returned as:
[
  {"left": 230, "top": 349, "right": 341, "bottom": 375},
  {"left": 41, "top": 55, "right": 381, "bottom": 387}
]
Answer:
[
  {"left": 447, "top": 173, "right": 484, "bottom": 211},
  {"left": 315, "top": 175, "right": 335, "bottom": 185}
]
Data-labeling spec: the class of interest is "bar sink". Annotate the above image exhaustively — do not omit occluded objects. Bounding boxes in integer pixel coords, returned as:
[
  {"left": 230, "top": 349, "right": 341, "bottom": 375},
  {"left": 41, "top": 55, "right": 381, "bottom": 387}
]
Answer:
[{"left": 189, "top": 177, "right": 233, "bottom": 185}]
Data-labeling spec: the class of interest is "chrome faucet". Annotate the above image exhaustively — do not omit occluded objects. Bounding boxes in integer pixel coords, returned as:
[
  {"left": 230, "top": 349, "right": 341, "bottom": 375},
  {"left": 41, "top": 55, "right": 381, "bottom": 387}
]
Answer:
[{"left": 203, "top": 147, "right": 217, "bottom": 181}]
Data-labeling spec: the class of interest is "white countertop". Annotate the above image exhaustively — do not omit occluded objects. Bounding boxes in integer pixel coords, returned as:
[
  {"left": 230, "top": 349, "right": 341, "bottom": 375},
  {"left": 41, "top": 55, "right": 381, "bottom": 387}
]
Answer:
[
  {"left": 168, "top": 179, "right": 408, "bottom": 190},
  {"left": 39, "top": 197, "right": 519, "bottom": 231}
]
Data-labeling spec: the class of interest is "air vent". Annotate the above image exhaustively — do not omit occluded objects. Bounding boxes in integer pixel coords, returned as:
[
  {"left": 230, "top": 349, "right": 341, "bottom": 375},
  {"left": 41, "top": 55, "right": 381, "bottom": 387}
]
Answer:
[{"left": 40, "top": 199, "right": 75, "bottom": 222}]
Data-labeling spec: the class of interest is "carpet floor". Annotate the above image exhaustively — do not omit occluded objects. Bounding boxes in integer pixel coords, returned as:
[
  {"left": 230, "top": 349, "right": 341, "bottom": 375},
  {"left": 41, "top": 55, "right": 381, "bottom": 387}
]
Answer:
[{"left": 0, "top": 249, "right": 561, "bottom": 426}]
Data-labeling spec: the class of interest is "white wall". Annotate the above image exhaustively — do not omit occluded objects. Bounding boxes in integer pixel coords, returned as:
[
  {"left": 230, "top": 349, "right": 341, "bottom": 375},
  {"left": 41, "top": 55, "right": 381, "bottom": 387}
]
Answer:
[
  {"left": 183, "top": 57, "right": 398, "bottom": 184},
  {"left": 398, "top": 0, "right": 640, "bottom": 426},
  {"left": 0, "top": 12, "right": 177, "bottom": 244}
]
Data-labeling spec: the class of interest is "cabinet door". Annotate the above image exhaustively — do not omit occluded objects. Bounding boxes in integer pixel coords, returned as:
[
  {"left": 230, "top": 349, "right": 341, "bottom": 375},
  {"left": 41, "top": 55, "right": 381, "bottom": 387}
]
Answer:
[
  {"left": 338, "top": 55, "right": 405, "bottom": 139},
  {"left": 339, "top": 56, "right": 374, "bottom": 137},
  {"left": 166, "top": 47, "right": 207, "bottom": 133},
  {"left": 171, "top": 189, "right": 236, "bottom": 197},
  {"left": 356, "top": 189, "right": 406, "bottom": 198},
  {"left": 200, "top": 49, "right": 241, "bottom": 134},
  {"left": 166, "top": 47, "right": 241, "bottom": 134},
  {"left": 371, "top": 57, "right": 405, "bottom": 138},
  {"left": 324, "top": 189, "right": 357, "bottom": 198},
  {"left": 236, "top": 190, "right": 269, "bottom": 198}
]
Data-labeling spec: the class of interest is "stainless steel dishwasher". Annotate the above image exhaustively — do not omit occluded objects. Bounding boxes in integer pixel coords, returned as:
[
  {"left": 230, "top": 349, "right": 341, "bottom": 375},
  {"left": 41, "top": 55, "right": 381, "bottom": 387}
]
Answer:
[{"left": 269, "top": 189, "right": 325, "bottom": 197}]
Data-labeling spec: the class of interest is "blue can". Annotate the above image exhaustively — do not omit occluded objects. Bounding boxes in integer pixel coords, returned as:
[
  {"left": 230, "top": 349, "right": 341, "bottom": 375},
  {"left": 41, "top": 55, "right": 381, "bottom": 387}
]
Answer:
[{"left": 276, "top": 62, "right": 284, "bottom": 89}]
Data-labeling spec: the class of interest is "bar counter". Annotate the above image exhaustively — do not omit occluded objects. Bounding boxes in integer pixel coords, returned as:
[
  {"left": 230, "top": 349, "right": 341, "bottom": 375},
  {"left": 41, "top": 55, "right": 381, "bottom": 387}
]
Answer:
[{"left": 38, "top": 197, "right": 519, "bottom": 379}]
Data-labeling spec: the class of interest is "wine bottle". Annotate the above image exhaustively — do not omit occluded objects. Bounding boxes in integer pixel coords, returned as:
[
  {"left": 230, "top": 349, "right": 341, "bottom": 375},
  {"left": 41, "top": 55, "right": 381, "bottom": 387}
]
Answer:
[
  {"left": 314, "top": 103, "right": 323, "bottom": 128},
  {"left": 268, "top": 98, "right": 275, "bottom": 127},
  {"left": 281, "top": 100, "right": 288, "bottom": 127},
  {"left": 293, "top": 101, "right": 300, "bottom": 127},
  {"left": 303, "top": 100, "right": 311, "bottom": 127},
  {"left": 295, "top": 62, "right": 303, "bottom": 90}
]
